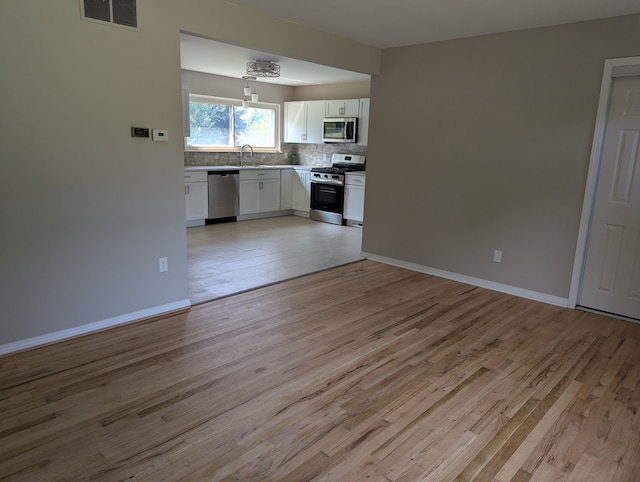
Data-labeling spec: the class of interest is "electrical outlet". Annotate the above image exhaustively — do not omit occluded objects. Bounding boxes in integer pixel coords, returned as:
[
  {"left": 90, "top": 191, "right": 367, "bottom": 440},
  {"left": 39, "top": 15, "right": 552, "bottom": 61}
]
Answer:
[
  {"left": 493, "top": 250, "right": 502, "bottom": 263},
  {"left": 159, "top": 257, "right": 168, "bottom": 272}
]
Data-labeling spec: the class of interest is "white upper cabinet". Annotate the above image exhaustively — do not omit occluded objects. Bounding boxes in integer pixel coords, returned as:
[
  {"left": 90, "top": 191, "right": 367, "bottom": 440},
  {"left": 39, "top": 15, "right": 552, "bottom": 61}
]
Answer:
[
  {"left": 306, "top": 101, "right": 325, "bottom": 143},
  {"left": 325, "top": 99, "right": 360, "bottom": 117},
  {"left": 357, "top": 98, "right": 370, "bottom": 146},
  {"left": 284, "top": 98, "right": 369, "bottom": 145},
  {"left": 284, "top": 102, "right": 305, "bottom": 143},
  {"left": 284, "top": 101, "right": 325, "bottom": 144}
]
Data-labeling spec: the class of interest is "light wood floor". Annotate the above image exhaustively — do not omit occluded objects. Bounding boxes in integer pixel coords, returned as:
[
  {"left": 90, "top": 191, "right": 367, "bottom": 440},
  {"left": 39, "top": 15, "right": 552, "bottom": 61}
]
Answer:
[
  {"left": 1, "top": 261, "right": 640, "bottom": 481},
  {"left": 187, "top": 216, "right": 364, "bottom": 304}
]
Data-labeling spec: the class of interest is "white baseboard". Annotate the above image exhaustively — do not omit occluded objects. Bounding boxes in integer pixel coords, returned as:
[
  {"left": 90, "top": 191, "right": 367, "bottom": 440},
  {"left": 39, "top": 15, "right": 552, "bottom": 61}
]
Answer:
[
  {"left": 361, "top": 252, "right": 569, "bottom": 308},
  {"left": 238, "top": 210, "right": 293, "bottom": 221},
  {"left": 0, "top": 299, "right": 191, "bottom": 356}
]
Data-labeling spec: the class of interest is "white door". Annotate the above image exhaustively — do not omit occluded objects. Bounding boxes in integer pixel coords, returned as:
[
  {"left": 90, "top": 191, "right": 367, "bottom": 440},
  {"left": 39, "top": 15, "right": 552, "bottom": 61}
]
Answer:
[{"left": 579, "top": 75, "right": 640, "bottom": 320}]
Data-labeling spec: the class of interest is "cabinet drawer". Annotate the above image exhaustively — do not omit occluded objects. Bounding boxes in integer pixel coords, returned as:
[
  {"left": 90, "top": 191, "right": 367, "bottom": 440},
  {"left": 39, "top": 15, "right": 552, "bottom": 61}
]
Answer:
[
  {"left": 184, "top": 171, "right": 208, "bottom": 182},
  {"left": 345, "top": 173, "right": 366, "bottom": 186},
  {"left": 240, "top": 169, "right": 281, "bottom": 181}
]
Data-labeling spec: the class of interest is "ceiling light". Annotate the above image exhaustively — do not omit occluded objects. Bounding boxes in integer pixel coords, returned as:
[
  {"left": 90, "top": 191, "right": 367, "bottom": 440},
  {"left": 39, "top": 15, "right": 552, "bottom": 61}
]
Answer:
[
  {"left": 246, "top": 60, "right": 280, "bottom": 78},
  {"left": 242, "top": 75, "right": 255, "bottom": 96},
  {"left": 241, "top": 75, "right": 257, "bottom": 105}
]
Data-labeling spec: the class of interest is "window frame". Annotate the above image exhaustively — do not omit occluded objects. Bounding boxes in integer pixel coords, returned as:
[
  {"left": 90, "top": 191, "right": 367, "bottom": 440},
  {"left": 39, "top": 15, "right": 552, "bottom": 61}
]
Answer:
[{"left": 185, "top": 94, "right": 281, "bottom": 153}]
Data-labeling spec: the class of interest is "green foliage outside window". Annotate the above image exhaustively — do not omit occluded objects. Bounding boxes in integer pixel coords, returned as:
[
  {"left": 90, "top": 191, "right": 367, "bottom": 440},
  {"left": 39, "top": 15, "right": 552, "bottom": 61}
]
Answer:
[{"left": 187, "top": 96, "right": 277, "bottom": 150}]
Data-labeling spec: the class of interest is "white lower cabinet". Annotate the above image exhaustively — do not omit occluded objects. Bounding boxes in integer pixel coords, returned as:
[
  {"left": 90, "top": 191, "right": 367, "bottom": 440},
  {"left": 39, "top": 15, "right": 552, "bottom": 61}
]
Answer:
[
  {"left": 239, "top": 169, "right": 281, "bottom": 215},
  {"left": 344, "top": 173, "right": 366, "bottom": 223},
  {"left": 184, "top": 171, "right": 208, "bottom": 222},
  {"left": 280, "top": 169, "right": 293, "bottom": 210},
  {"left": 292, "top": 169, "right": 311, "bottom": 213}
]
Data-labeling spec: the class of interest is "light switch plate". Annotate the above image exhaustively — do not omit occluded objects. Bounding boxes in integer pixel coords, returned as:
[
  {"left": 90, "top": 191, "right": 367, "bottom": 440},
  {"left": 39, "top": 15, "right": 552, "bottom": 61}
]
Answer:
[{"left": 152, "top": 129, "right": 168, "bottom": 142}]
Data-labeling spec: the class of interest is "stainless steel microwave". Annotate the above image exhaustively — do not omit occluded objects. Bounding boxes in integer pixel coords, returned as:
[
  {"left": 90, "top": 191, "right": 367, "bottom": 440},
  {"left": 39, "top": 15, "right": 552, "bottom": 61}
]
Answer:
[{"left": 322, "top": 117, "right": 358, "bottom": 143}]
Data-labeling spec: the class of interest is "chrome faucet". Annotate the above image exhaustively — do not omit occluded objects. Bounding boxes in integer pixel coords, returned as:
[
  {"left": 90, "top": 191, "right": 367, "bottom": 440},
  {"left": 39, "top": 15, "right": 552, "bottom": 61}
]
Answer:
[{"left": 240, "top": 144, "right": 253, "bottom": 167}]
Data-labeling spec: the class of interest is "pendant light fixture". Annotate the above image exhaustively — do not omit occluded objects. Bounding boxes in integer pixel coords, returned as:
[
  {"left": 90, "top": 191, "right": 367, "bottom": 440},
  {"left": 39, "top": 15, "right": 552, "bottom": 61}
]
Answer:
[
  {"left": 241, "top": 75, "right": 256, "bottom": 107},
  {"left": 242, "top": 61, "right": 279, "bottom": 105}
]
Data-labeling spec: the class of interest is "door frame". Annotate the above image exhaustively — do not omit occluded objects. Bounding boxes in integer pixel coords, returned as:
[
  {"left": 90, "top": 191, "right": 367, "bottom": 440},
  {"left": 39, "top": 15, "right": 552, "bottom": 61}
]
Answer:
[{"left": 568, "top": 55, "right": 640, "bottom": 309}]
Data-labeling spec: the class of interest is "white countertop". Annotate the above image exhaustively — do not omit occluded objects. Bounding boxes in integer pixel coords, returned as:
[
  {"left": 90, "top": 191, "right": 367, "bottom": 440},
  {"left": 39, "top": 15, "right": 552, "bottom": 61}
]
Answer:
[{"left": 184, "top": 165, "right": 312, "bottom": 172}]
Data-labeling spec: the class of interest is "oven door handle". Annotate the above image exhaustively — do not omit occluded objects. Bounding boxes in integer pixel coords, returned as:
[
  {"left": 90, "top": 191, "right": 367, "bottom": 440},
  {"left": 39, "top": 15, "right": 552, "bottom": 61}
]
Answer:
[{"left": 311, "top": 180, "right": 344, "bottom": 186}]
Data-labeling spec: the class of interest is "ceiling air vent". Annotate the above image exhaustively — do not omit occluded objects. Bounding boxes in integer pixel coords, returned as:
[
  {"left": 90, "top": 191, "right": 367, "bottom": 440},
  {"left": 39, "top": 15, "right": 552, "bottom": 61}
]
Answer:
[{"left": 82, "top": 0, "right": 138, "bottom": 29}]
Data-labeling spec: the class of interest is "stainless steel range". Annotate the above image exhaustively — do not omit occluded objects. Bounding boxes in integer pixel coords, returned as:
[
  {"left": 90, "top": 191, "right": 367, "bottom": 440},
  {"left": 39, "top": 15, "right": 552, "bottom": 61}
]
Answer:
[{"left": 310, "top": 154, "right": 366, "bottom": 225}]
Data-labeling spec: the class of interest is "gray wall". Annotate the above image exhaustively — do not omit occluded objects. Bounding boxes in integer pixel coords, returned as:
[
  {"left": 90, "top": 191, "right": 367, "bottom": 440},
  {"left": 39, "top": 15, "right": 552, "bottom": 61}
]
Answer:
[
  {"left": 0, "top": 0, "right": 379, "bottom": 348},
  {"left": 182, "top": 69, "right": 296, "bottom": 104},
  {"left": 294, "top": 81, "right": 371, "bottom": 100},
  {"left": 363, "top": 14, "right": 640, "bottom": 298},
  {"left": 182, "top": 70, "right": 370, "bottom": 103},
  {"left": 2, "top": 0, "right": 637, "bottom": 349}
]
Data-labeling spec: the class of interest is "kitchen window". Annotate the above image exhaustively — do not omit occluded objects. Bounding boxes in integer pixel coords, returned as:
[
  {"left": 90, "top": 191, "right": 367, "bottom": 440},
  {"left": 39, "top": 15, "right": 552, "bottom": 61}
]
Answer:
[{"left": 186, "top": 94, "right": 280, "bottom": 152}]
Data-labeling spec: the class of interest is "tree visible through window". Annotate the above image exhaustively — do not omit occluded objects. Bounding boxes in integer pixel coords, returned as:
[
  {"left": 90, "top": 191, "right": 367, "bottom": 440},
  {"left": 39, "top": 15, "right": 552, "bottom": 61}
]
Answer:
[{"left": 187, "top": 95, "right": 278, "bottom": 151}]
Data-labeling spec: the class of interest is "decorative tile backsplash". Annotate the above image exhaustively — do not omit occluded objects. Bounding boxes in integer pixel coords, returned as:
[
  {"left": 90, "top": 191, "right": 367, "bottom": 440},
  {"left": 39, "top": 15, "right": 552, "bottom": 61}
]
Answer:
[
  {"left": 292, "top": 143, "right": 368, "bottom": 167},
  {"left": 184, "top": 143, "right": 367, "bottom": 167},
  {"left": 183, "top": 150, "right": 291, "bottom": 167}
]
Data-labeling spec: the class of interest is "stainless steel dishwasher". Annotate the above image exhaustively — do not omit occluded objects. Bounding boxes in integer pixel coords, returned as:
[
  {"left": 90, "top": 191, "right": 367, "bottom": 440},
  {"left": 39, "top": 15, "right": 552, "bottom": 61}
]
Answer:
[{"left": 206, "top": 170, "right": 239, "bottom": 223}]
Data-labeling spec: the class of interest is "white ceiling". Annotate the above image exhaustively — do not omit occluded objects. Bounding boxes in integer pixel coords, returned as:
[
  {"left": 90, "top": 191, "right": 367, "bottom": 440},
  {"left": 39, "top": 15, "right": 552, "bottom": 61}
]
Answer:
[
  {"left": 179, "top": 34, "right": 370, "bottom": 86},
  {"left": 225, "top": 0, "right": 640, "bottom": 48},
  {"left": 181, "top": 0, "right": 640, "bottom": 86}
]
